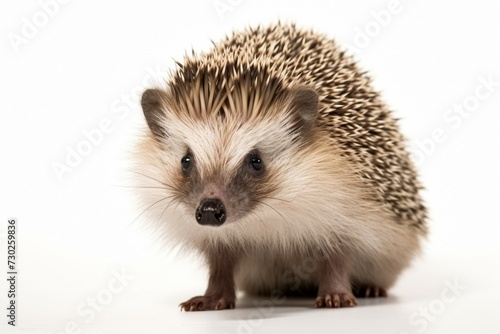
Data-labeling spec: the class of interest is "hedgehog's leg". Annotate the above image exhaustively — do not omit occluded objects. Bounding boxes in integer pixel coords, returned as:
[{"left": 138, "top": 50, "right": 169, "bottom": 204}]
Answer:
[
  {"left": 315, "top": 254, "right": 357, "bottom": 308},
  {"left": 180, "top": 247, "right": 236, "bottom": 311}
]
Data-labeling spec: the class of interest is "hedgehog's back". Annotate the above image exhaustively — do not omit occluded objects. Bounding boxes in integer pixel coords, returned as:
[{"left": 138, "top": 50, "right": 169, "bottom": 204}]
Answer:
[{"left": 210, "top": 24, "right": 427, "bottom": 230}]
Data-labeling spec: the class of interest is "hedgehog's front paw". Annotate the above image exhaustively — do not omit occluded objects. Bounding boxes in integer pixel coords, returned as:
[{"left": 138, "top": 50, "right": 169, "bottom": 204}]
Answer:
[
  {"left": 179, "top": 295, "right": 235, "bottom": 311},
  {"left": 315, "top": 292, "right": 358, "bottom": 308}
]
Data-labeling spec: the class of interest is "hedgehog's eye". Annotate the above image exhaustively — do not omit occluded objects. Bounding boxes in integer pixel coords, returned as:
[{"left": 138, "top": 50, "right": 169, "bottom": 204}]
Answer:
[
  {"left": 181, "top": 155, "right": 192, "bottom": 172},
  {"left": 248, "top": 154, "right": 263, "bottom": 172}
]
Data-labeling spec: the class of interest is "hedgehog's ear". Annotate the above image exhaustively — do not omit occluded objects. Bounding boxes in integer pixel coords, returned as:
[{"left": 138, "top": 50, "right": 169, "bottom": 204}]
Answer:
[
  {"left": 141, "top": 88, "right": 169, "bottom": 140},
  {"left": 287, "top": 86, "right": 319, "bottom": 134}
]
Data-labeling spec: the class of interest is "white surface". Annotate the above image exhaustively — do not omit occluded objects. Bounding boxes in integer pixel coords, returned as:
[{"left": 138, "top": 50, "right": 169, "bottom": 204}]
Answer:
[{"left": 1, "top": 0, "right": 500, "bottom": 333}]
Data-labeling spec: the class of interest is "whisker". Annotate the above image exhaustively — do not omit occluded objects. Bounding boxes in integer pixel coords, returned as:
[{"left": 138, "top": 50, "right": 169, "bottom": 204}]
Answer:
[
  {"left": 256, "top": 200, "right": 290, "bottom": 227},
  {"left": 128, "top": 170, "right": 189, "bottom": 197},
  {"left": 172, "top": 197, "right": 185, "bottom": 217},
  {"left": 234, "top": 216, "right": 247, "bottom": 234},
  {"left": 129, "top": 196, "right": 175, "bottom": 227},
  {"left": 128, "top": 171, "right": 177, "bottom": 191},
  {"left": 111, "top": 184, "right": 170, "bottom": 191},
  {"left": 252, "top": 207, "right": 266, "bottom": 226},
  {"left": 156, "top": 195, "right": 182, "bottom": 226},
  {"left": 261, "top": 195, "right": 292, "bottom": 204}
]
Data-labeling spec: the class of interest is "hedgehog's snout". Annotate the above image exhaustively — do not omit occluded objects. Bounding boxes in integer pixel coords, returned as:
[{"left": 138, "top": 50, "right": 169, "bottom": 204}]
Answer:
[{"left": 196, "top": 198, "right": 226, "bottom": 226}]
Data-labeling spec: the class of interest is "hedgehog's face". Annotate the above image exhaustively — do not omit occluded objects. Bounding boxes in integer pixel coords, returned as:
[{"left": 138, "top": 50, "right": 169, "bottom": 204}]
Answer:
[{"left": 139, "top": 86, "right": 319, "bottom": 230}]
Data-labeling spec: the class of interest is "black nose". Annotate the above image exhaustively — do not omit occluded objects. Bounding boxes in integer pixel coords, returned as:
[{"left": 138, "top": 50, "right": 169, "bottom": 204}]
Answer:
[{"left": 196, "top": 198, "right": 226, "bottom": 226}]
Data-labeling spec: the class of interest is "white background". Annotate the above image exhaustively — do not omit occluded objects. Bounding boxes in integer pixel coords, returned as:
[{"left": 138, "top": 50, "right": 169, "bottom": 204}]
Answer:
[{"left": 1, "top": 0, "right": 500, "bottom": 333}]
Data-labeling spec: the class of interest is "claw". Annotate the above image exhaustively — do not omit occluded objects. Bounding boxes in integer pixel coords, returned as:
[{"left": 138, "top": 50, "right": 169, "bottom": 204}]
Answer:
[
  {"left": 325, "top": 295, "right": 333, "bottom": 308},
  {"left": 333, "top": 294, "right": 340, "bottom": 308}
]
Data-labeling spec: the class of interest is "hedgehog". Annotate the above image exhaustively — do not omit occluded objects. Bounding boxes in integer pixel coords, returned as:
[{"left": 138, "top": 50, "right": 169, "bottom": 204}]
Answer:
[{"left": 135, "top": 23, "right": 427, "bottom": 311}]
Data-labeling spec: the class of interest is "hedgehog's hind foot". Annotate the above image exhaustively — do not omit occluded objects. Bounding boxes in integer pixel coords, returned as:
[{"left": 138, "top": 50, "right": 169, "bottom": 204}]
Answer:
[{"left": 353, "top": 286, "right": 387, "bottom": 298}]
